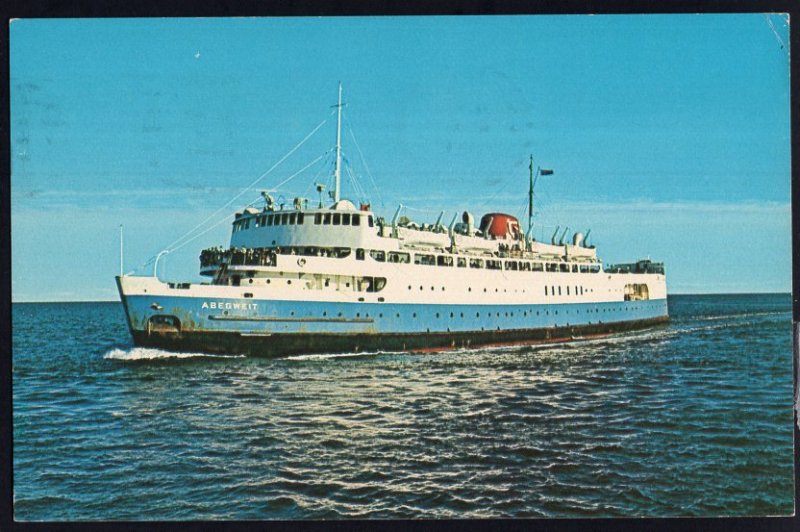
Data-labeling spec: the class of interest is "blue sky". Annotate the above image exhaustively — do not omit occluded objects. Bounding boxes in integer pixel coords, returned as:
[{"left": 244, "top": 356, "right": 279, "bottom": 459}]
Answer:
[{"left": 10, "top": 14, "right": 791, "bottom": 301}]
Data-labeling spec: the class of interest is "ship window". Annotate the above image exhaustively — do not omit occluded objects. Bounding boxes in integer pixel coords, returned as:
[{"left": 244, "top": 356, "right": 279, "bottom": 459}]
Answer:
[
  {"left": 559, "top": 264, "right": 569, "bottom": 272},
  {"left": 369, "top": 250, "right": 386, "bottom": 262},
  {"left": 264, "top": 215, "right": 272, "bottom": 226},
  {"left": 297, "top": 213, "right": 304, "bottom": 225},
  {"left": 437, "top": 255, "right": 453, "bottom": 267},
  {"left": 558, "top": 286, "right": 562, "bottom": 295},
  {"left": 580, "top": 265, "right": 588, "bottom": 273},
  {"left": 521, "top": 261, "right": 531, "bottom": 271},
  {"left": 545, "top": 286, "right": 548, "bottom": 296},
  {"left": 368, "top": 278, "right": 386, "bottom": 292},
  {"left": 314, "top": 213, "right": 322, "bottom": 225},
  {"left": 244, "top": 219, "right": 250, "bottom": 229},
  {"left": 566, "top": 286, "right": 570, "bottom": 295},
  {"left": 572, "top": 264, "right": 578, "bottom": 272},
  {"left": 388, "top": 251, "right": 411, "bottom": 263},
  {"left": 323, "top": 213, "right": 332, "bottom": 224},
  {"left": 546, "top": 263, "right": 557, "bottom": 272},
  {"left": 333, "top": 213, "right": 341, "bottom": 225},
  {"left": 342, "top": 213, "right": 351, "bottom": 225},
  {"left": 469, "top": 258, "right": 484, "bottom": 269},
  {"left": 368, "top": 216, "right": 374, "bottom": 227},
  {"left": 457, "top": 257, "right": 467, "bottom": 268},
  {"left": 356, "top": 248, "right": 365, "bottom": 261},
  {"left": 254, "top": 217, "right": 260, "bottom": 228},
  {"left": 274, "top": 215, "right": 281, "bottom": 226},
  {"left": 244, "top": 293, "right": 253, "bottom": 298},
  {"left": 289, "top": 213, "right": 297, "bottom": 225},
  {"left": 532, "top": 262, "right": 543, "bottom": 272},
  {"left": 281, "top": 213, "right": 289, "bottom": 225},
  {"left": 352, "top": 215, "right": 360, "bottom": 226},
  {"left": 486, "top": 260, "right": 502, "bottom": 270},
  {"left": 415, "top": 254, "right": 435, "bottom": 266}
]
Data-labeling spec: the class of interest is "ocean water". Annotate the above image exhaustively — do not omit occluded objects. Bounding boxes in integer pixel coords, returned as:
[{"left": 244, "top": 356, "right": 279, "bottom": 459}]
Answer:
[{"left": 12, "top": 294, "right": 795, "bottom": 520}]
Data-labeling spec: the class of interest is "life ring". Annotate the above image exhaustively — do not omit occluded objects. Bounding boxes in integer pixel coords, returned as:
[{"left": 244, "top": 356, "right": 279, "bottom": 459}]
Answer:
[{"left": 297, "top": 258, "right": 306, "bottom": 267}]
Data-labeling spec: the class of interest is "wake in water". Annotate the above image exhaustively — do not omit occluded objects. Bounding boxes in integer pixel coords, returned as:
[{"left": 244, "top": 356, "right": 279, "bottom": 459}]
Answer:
[
  {"left": 104, "top": 347, "right": 246, "bottom": 361},
  {"left": 286, "top": 351, "right": 396, "bottom": 361}
]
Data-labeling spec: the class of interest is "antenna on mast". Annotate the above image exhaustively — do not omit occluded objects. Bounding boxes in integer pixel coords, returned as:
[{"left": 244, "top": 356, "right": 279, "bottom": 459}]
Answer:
[
  {"left": 526, "top": 154, "right": 554, "bottom": 248},
  {"left": 333, "top": 82, "right": 343, "bottom": 204}
]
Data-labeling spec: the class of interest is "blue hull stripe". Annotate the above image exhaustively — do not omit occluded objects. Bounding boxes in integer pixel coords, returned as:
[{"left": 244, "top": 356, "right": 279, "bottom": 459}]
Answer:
[{"left": 122, "top": 294, "right": 669, "bottom": 335}]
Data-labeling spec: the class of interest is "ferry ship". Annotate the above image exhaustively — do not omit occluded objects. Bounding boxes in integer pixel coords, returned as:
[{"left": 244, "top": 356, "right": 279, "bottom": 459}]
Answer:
[{"left": 116, "top": 85, "right": 668, "bottom": 357}]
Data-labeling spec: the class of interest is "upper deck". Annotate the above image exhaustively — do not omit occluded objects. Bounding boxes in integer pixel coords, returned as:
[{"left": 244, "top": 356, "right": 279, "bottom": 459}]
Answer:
[{"left": 227, "top": 198, "right": 599, "bottom": 265}]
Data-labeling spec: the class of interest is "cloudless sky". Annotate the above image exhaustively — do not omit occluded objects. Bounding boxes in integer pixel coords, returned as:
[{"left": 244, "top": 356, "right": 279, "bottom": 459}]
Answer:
[{"left": 10, "top": 14, "right": 791, "bottom": 301}]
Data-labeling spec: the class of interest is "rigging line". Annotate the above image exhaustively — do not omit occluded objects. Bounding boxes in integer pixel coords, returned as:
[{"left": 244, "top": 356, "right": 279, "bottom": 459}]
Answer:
[
  {"left": 162, "top": 111, "right": 335, "bottom": 254},
  {"left": 402, "top": 204, "right": 443, "bottom": 216},
  {"left": 263, "top": 152, "right": 328, "bottom": 195},
  {"left": 302, "top": 149, "right": 335, "bottom": 196},
  {"left": 347, "top": 123, "right": 385, "bottom": 207},
  {"left": 168, "top": 153, "right": 328, "bottom": 255},
  {"left": 344, "top": 157, "right": 368, "bottom": 200}
]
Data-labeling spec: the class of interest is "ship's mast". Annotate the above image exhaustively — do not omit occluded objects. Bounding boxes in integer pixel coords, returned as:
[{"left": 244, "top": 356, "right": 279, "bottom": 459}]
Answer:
[
  {"left": 333, "top": 82, "right": 343, "bottom": 204},
  {"left": 527, "top": 154, "right": 534, "bottom": 243}
]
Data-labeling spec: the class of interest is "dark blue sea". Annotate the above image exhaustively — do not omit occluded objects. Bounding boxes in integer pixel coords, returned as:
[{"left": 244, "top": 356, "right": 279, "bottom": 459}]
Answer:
[{"left": 12, "top": 294, "right": 795, "bottom": 520}]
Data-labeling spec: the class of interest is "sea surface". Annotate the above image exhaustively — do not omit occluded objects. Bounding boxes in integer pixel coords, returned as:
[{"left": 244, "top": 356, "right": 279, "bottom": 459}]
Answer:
[{"left": 12, "top": 294, "right": 795, "bottom": 520}]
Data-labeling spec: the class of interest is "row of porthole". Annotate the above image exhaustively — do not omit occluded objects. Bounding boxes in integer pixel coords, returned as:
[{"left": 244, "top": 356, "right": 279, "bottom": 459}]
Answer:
[{"left": 310, "top": 303, "right": 653, "bottom": 320}]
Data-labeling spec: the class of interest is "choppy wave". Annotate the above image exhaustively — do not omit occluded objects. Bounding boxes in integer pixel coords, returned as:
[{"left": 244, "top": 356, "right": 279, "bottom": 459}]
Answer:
[
  {"left": 103, "top": 347, "right": 246, "bottom": 361},
  {"left": 12, "top": 295, "right": 795, "bottom": 520}
]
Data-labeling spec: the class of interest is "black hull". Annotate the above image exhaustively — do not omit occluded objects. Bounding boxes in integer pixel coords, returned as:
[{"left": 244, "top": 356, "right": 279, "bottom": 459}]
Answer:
[{"left": 130, "top": 316, "right": 669, "bottom": 358}]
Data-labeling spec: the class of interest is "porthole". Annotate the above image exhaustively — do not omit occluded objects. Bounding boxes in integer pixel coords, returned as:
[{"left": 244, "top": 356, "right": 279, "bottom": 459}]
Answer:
[
  {"left": 413, "top": 313, "right": 417, "bottom": 318},
  {"left": 287, "top": 280, "right": 292, "bottom": 285},
  {"left": 267, "top": 279, "right": 271, "bottom": 284},
  {"left": 436, "top": 313, "right": 440, "bottom": 318},
  {"left": 450, "top": 312, "right": 454, "bottom": 318}
]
